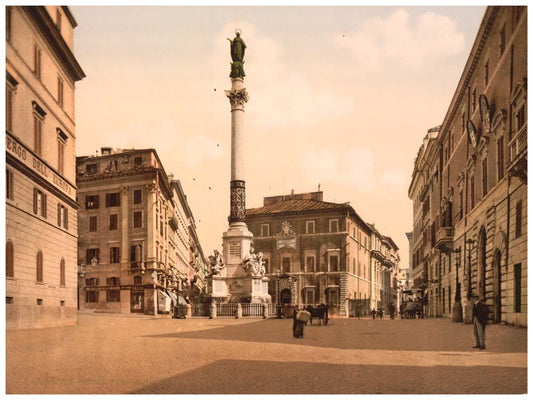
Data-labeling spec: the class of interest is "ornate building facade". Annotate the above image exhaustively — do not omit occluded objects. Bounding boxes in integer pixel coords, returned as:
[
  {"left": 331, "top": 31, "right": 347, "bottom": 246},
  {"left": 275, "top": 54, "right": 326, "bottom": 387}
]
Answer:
[
  {"left": 6, "top": 6, "right": 85, "bottom": 329},
  {"left": 408, "top": 6, "right": 527, "bottom": 326},
  {"left": 246, "top": 191, "right": 400, "bottom": 316},
  {"left": 77, "top": 148, "right": 205, "bottom": 315}
]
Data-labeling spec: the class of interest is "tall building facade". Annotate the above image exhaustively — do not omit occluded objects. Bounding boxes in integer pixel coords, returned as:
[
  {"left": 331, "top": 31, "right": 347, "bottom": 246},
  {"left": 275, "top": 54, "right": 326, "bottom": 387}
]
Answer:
[
  {"left": 77, "top": 148, "right": 205, "bottom": 315},
  {"left": 246, "top": 191, "right": 399, "bottom": 316},
  {"left": 408, "top": 6, "right": 527, "bottom": 326},
  {"left": 6, "top": 6, "right": 85, "bottom": 329}
]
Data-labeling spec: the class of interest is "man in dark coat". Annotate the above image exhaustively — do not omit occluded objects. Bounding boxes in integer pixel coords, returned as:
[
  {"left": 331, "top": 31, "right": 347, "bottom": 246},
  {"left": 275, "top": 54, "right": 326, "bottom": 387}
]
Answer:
[{"left": 472, "top": 296, "right": 489, "bottom": 350}]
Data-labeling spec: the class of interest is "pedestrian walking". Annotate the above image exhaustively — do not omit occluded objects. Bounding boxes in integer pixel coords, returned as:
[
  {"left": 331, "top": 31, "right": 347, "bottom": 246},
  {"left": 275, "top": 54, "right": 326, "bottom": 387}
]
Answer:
[
  {"left": 388, "top": 302, "right": 396, "bottom": 320},
  {"left": 378, "top": 307, "right": 383, "bottom": 319},
  {"left": 472, "top": 296, "right": 489, "bottom": 350},
  {"left": 371, "top": 308, "right": 376, "bottom": 319}
]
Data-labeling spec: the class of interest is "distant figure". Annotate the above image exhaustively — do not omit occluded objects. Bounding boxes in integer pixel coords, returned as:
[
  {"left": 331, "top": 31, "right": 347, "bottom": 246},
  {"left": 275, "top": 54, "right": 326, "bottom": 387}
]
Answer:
[
  {"left": 472, "top": 296, "right": 489, "bottom": 350},
  {"left": 389, "top": 303, "right": 396, "bottom": 320},
  {"left": 378, "top": 307, "right": 384, "bottom": 319},
  {"left": 293, "top": 306, "right": 305, "bottom": 338},
  {"left": 371, "top": 308, "right": 377, "bottom": 320}
]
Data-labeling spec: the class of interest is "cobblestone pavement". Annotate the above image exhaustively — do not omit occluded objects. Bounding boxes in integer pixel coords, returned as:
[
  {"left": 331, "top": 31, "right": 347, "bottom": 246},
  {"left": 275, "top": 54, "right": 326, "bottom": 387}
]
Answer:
[{"left": 6, "top": 313, "right": 527, "bottom": 394}]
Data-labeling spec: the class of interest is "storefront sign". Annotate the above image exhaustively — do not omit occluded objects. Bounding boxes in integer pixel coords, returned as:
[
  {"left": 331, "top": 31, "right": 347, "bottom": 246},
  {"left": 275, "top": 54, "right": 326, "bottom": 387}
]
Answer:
[{"left": 6, "top": 133, "right": 74, "bottom": 198}]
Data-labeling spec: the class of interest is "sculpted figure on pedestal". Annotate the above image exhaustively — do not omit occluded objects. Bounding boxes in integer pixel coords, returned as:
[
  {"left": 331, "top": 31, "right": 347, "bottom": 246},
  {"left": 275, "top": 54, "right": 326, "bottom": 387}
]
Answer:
[
  {"left": 207, "top": 250, "right": 226, "bottom": 276},
  {"left": 227, "top": 30, "right": 246, "bottom": 79},
  {"left": 243, "top": 243, "right": 265, "bottom": 277}
]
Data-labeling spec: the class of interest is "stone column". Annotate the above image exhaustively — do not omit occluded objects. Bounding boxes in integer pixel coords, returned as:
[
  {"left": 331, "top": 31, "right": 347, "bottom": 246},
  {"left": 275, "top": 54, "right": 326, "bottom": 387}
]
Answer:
[{"left": 225, "top": 78, "right": 249, "bottom": 227}]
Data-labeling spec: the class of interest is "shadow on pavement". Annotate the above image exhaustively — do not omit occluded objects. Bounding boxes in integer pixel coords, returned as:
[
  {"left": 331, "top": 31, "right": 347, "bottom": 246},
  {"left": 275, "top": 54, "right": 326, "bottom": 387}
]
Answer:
[
  {"left": 130, "top": 359, "right": 527, "bottom": 394},
  {"left": 140, "top": 318, "right": 527, "bottom": 353}
]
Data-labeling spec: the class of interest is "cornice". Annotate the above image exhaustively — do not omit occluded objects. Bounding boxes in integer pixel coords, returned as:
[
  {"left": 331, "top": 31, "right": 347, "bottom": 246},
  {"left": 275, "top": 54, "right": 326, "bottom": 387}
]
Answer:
[{"left": 23, "top": 6, "right": 85, "bottom": 82}]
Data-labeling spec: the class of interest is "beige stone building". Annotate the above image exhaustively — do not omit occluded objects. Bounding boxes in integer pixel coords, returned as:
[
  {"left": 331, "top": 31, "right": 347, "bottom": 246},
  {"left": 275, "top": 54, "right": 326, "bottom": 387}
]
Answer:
[
  {"left": 5, "top": 6, "right": 85, "bottom": 329},
  {"left": 77, "top": 148, "right": 205, "bottom": 315},
  {"left": 408, "top": 6, "right": 527, "bottom": 326},
  {"left": 246, "top": 191, "right": 400, "bottom": 316}
]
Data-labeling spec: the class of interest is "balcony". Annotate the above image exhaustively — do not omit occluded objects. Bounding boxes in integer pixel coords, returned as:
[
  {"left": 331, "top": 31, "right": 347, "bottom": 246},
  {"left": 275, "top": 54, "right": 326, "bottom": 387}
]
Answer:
[
  {"left": 435, "top": 226, "right": 454, "bottom": 253},
  {"left": 509, "top": 125, "right": 527, "bottom": 183}
]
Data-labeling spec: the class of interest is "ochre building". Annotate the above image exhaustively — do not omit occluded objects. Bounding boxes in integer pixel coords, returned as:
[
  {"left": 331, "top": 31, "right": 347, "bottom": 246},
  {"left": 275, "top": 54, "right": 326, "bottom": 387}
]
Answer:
[{"left": 6, "top": 6, "right": 85, "bottom": 329}]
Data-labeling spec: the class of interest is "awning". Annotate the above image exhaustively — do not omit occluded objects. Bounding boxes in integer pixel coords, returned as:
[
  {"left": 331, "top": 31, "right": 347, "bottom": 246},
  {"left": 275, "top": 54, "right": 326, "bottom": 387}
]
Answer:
[{"left": 164, "top": 289, "right": 178, "bottom": 306}]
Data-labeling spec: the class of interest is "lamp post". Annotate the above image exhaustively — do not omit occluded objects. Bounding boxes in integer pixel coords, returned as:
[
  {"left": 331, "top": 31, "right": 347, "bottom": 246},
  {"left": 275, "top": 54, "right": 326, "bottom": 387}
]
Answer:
[
  {"left": 452, "top": 248, "right": 463, "bottom": 322},
  {"left": 464, "top": 238, "right": 474, "bottom": 324}
]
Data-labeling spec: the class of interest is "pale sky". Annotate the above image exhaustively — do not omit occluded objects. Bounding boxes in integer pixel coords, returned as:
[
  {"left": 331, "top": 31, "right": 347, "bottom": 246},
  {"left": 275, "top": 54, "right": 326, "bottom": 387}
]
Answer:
[{"left": 72, "top": 5, "right": 487, "bottom": 263}]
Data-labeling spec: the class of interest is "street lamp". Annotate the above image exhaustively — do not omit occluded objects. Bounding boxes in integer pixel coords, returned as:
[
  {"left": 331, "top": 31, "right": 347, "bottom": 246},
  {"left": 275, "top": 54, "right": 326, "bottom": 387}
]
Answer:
[
  {"left": 452, "top": 248, "right": 463, "bottom": 322},
  {"left": 466, "top": 239, "right": 474, "bottom": 300}
]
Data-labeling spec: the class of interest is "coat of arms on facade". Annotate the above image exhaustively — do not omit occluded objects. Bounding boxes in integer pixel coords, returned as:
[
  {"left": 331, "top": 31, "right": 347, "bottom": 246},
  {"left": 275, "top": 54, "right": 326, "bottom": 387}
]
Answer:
[{"left": 278, "top": 221, "right": 296, "bottom": 237}]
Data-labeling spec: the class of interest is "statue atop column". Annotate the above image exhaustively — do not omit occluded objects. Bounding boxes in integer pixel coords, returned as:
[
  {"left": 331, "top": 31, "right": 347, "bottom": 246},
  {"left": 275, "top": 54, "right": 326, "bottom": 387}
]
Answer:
[{"left": 227, "top": 30, "right": 246, "bottom": 79}]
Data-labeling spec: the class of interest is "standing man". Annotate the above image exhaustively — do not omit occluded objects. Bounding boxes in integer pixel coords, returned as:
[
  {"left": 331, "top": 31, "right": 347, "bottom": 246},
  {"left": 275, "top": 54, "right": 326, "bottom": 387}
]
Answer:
[
  {"left": 472, "top": 296, "right": 489, "bottom": 350},
  {"left": 389, "top": 302, "right": 396, "bottom": 320}
]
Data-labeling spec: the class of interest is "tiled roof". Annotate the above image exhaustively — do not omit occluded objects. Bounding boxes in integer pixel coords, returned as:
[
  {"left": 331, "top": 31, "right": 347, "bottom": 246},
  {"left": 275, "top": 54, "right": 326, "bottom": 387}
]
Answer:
[{"left": 246, "top": 199, "right": 348, "bottom": 216}]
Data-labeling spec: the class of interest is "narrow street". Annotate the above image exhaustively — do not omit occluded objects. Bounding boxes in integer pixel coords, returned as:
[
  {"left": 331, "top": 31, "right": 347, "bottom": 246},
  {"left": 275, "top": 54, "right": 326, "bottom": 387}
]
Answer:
[{"left": 6, "top": 313, "right": 526, "bottom": 394}]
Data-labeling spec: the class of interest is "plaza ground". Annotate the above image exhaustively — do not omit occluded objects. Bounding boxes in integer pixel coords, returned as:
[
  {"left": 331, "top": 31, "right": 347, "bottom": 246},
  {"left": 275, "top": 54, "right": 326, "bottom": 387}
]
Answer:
[{"left": 6, "top": 313, "right": 527, "bottom": 394}]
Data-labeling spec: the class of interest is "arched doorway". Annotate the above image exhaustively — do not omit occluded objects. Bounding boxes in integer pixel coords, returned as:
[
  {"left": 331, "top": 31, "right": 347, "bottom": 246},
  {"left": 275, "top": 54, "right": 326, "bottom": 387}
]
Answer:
[
  {"left": 280, "top": 288, "right": 291, "bottom": 305},
  {"left": 493, "top": 250, "right": 502, "bottom": 322},
  {"left": 478, "top": 227, "right": 487, "bottom": 298}
]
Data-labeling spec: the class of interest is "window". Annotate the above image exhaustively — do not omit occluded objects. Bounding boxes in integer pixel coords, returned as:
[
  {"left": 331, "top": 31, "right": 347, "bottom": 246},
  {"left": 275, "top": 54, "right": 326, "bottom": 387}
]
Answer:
[
  {"left": 86, "top": 248, "right": 99, "bottom": 265},
  {"left": 261, "top": 224, "right": 269, "bottom": 237},
  {"left": 514, "top": 264, "right": 521, "bottom": 312},
  {"left": 106, "top": 277, "right": 120, "bottom": 302},
  {"left": 6, "top": 297, "right": 13, "bottom": 304},
  {"left": 329, "top": 219, "right": 339, "bottom": 233},
  {"left": 499, "top": 25, "right": 506, "bottom": 56},
  {"left": 496, "top": 136, "right": 505, "bottom": 181},
  {"left": 516, "top": 200, "right": 522, "bottom": 238},
  {"left": 134, "top": 157, "right": 143, "bottom": 167},
  {"left": 130, "top": 245, "right": 142, "bottom": 268},
  {"left": 33, "top": 188, "right": 47, "bottom": 217},
  {"left": 6, "top": 241, "right": 14, "bottom": 278},
  {"left": 306, "top": 256, "right": 315, "bottom": 272},
  {"left": 282, "top": 256, "right": 291, "bottom": 273},
  {"left": 33, "top": 112, "right": 43, "bottom": 156},
  {"left": 60, "top": 300, "right": 65, "bottom": 306},
  {"left": 56, "top": 8, "right": 62, "bottom": 30},
  {"left": 133, "top": 189, "right": 142, "bottom": 204},
  {"left": 36, "top": 250, "right": 43, "bottom": 283},
  {"left": 516, "top": 104, "right": 526, "bottom": 131},
  {"left": 482, "top": 158, "right": 488, "bottom": 197},
  {"left": 305, "top": 288, "right": 315, "bottom": 305},
  {"left": 459, "top": 190, "right": 464, "bottom": 220},
  {"left": 85, "top": 278, "right": 99, "bottom": 303},
  {"left": 85, "top": 195, "right": 99, "bottom": 209},
  {"left": 86, "top": 163, "right": 98, "bottom": 174},
  {"left": 484, "top": 60, "right": 490, "bottom": 86},
  {"left": 306, "top": 221, "right": 315, "bottom": 234},
  {"left": 6, "top": 7, "right": 11, "bottom": 43},
  {"left": 470, "top": 175, "right": 475, "bottom": 210},
  {"left": 106, "top": 192, "right": 120, "bottom": 207},
  {"left": 329, "top": 255, "right": 339, "bottom": 271},
  {"left": 34, "top": 45, "right": 41, "bottom": 79},
  {"left": 57, "top": 76, "right": 64, "bottom": 108},
  {"left": 57, "top": 204, "right": 68, "bottom": 229},
  {"left": 60, "top": 258, "right": 65, "bottom": 286},
  {"left": 133, "top": 211, "right": 142, "bottom": 228},
  {"left": 57, "top": 138, "right": 65, "bottom": 174},
  {"left": 109, "top": 214, "right": 118, "bottom": 230},
  {"left": 6, "top": 73, "right": 17, "bottom": 133},
  {"left": 89, "top": 216, "right": 97, "bottom": 232},
  {"left": 37, "top": 299, "right": 43, "bottom": 305},
  {"left": 6, "top": 169, "right": 14, "bottom": 200},
  {"left": 110, "top": 247, "right": 120, "bottom": 263}
]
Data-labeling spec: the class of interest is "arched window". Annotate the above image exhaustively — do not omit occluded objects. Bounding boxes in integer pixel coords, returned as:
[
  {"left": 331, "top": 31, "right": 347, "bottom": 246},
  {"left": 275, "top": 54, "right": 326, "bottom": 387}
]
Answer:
[
  {"left": 36, "top": 251, "right": 43, "bottom": 283},
  {"left": 6, "top": 241, "right": 14, "bottom": 278},
  {"left": 60, "top": 258, "right": 65, "bottom": 286}
]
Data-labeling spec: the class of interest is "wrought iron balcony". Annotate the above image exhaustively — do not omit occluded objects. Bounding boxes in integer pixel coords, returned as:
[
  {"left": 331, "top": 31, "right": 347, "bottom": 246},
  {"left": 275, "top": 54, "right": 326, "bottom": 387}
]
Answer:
[
  {"left": 435, "top": 226, "right": 454, "bottom": 253},
  {"left": 509, "top": 124, "right": 527, "bottom": 183}
]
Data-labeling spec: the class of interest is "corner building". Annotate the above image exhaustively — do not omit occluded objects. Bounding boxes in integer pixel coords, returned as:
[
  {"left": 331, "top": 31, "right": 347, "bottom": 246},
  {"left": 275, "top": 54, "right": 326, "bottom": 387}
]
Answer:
[
  {"left": 5, "top": 6, "right": 85, "bottom": 329},
  {"left": 77, "top": 148, "right": 205, "bottom": 315},
  {"left": 408, "top": 6, "right": 527, "bottom": 326},
  {"left": 246, "top": 191, "right": 388, "bottom": 317}
]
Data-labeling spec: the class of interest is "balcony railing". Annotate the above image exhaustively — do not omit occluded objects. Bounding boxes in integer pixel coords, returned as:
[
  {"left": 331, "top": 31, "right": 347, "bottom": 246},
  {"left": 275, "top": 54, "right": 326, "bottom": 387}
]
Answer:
[
  {"left": 509, "top": 124, "right": 527, "bottom": 164},
  {"left": 435, "top": 226, "right": 454, "bottom": 253}
]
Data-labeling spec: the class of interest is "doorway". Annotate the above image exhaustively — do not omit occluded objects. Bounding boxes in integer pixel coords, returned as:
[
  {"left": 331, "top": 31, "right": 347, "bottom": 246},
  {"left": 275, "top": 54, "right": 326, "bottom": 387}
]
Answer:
[
  {"left": 280, "top": 288, "right": 292, "bottom": 305},
  {"left": 130, "top": 291, "right": 144, "bottom": 313},
  {"left": 493, "top": 250, "right": 502, "bottom": 322}
]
